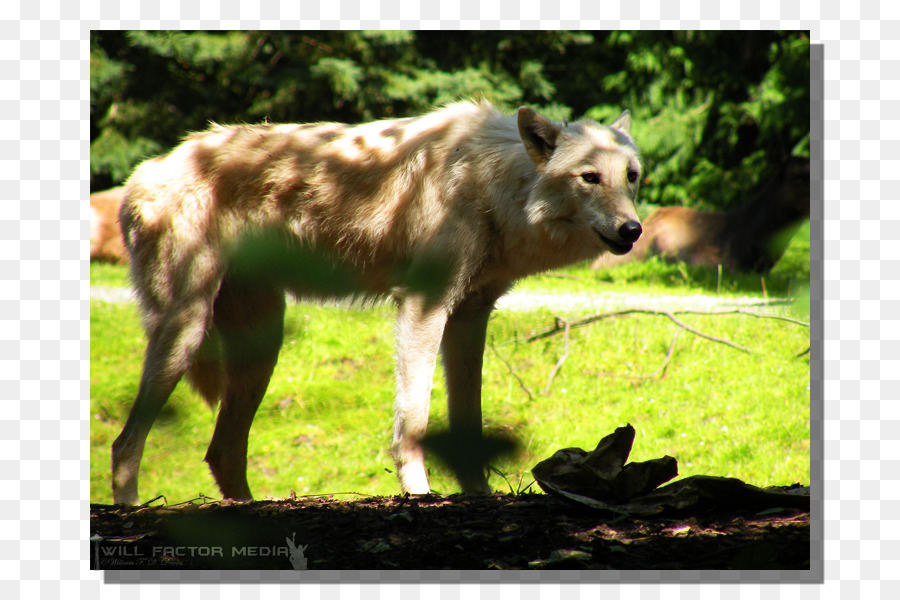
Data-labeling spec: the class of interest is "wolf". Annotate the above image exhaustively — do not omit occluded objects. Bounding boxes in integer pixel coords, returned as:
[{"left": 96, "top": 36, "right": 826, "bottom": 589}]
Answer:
[{"left": 111, "top": 100, "right": 642, "bottom": 504}]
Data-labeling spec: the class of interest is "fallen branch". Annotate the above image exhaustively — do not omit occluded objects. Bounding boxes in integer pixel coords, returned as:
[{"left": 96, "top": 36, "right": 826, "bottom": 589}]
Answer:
[
  {"left": 727, "top": 308, "right": 809, "bottom": 327},
  {"left": 527, "top": 307, "right": 807, "bottom": 343},
  {"left": 662, "top": 311, "right": 751, "bottom": 354},
  {"left": 528, "top": 308, "right": 648, "bottom": 342},
  {"left": 527, "top": 306, "right": 808, "bottom": 355}
]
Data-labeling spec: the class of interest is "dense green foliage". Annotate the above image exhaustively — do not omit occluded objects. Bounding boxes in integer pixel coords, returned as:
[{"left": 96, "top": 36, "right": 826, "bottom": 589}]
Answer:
[{"left": 91, "top": 30, "right": 809, "bottom": 211}]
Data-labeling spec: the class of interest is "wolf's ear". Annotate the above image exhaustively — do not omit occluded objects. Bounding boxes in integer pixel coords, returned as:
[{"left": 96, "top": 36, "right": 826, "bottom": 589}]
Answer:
[
  {"left": 610, "top": 110, "right": 631, "bottom": 135},
  {"left": 518, "top": 107, "right": 561, "bottom": 169}
]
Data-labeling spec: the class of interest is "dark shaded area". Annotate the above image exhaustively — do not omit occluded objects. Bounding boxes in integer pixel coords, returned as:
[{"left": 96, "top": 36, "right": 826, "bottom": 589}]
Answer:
[
  {"left": 90, "top": 492, "right": 810, "bottom": 570},
  {"left": 421, "top": 429, "right": 521, "bottom": 493},
  {"left": 722, "top": 155, "right": 811, "bottom": 272}
]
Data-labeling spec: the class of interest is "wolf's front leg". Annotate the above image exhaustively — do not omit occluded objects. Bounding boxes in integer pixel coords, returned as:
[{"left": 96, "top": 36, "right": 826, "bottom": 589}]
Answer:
[
  {"left": 440, "top": 297, "right": 496, "bottom": 494},
  {"left": 392, "top": 297, "right": 449, "bottom": 494}
]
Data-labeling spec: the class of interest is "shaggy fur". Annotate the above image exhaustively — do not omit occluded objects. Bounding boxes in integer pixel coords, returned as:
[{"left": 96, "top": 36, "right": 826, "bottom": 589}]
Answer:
[{"left": 112, "top": 101, "right": 643, "bottom": 504}]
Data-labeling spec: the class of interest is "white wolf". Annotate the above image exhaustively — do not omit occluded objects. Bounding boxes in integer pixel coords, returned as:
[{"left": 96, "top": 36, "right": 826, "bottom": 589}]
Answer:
[{"left": 111, "top": 100, "right": 642, "bottom": 504}]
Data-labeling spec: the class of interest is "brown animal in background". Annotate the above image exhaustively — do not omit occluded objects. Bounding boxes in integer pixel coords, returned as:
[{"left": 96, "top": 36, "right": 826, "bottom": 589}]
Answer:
[
  {"left": 592, "top": 156, "right": 810, "bottom": 273},
  {"left": 90, "top": 186, "right": 128, "bottom": 263},
  {"left": 111, "top": 101, "right": 643, "bottom": 505}
]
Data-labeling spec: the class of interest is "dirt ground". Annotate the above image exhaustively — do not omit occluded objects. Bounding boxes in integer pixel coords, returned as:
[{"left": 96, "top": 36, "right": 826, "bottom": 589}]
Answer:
[{"left": 90, "top": 490, "right": 810, "bottom": 571}]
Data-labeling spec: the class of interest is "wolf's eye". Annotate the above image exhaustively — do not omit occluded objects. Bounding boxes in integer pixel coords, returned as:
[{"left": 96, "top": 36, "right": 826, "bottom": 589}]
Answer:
[
  {"left": 581, "top": 172, "right": 600, "bottom": 184},
  {"left": 627, "top": 169, "right": 639, "bottom": 183}
]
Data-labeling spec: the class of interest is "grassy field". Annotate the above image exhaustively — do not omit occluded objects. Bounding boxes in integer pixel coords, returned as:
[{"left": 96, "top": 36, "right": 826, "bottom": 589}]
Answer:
[{"left": 90, "top": 223, "right": 811, "bottom": 505}]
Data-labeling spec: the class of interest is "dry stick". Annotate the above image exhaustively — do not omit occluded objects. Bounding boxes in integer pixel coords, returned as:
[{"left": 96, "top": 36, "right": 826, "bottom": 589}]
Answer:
[
  {"left": 527, "top": 308, "right": 751, "bottom": 352},
  {"left": 527, "top": 307, "right": 807, "bottom": 350},
  {"left": 732, "top": 308, "right": 809, "bottom": 327},
  {"left": 529, "top": 306, "right": 805, "bottom": 389},
  {"left": 542, "top": 318, "right": 570, "bottom": 394},
  {"left": 661, "top": 310, "right": 752, "bottom": 354},
  {"left": 650, "top": 329, "right": 681, "bottom": 378},
  {"left": 527, "top": 308, "right": 655, "bottom": 342},
  {"left": 488, "top": 335, "right": 535, "bottom": 402}
]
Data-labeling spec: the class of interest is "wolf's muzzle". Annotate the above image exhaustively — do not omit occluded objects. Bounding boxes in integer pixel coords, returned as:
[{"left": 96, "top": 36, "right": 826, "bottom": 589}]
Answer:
[{"left": 595, "top": 220, "right": 642, "bottom": 255}]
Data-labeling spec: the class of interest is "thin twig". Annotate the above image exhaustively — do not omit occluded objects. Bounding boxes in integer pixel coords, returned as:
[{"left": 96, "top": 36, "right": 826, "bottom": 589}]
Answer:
[
  {"left": 527, "top": 307, "right": 807, "bottom": 342},
  {"left": 542, "top": 318, "right": 570, "bottom": 394},
  {"left": 527, "top": 306, "right": 808, "bottom": 355},
  {"left": 488, "top": 335, "right": 535, "bottom": 402},
  {"left": 730, "top": 308, "right": 809, "bottom": 327},
  {"left": 137, "top": 495, "right": 168, "bottom": 508},
  {"left": 661, "top": 310, "right": 752, "bottom": 354},
  {"left": 649, "top": 330, "right": 681, "bottom": 378},
  {"left": 527, "top": 308, "right": 653, "bottom": 341}
]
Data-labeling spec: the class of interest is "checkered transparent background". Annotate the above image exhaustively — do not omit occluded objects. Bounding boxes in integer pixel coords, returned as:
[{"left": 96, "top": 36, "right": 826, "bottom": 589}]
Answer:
[{"left": 1, "top": 0, "right": 892, "bottom": 597}]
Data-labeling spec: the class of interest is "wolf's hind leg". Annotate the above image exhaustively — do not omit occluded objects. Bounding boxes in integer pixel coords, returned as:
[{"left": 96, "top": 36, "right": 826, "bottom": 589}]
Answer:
[
  {"left": 203, "top": 277, "right": 286, "bottom": 501},
  {"left": 112, "top": 298, "right": 214, "bottom": 505}
]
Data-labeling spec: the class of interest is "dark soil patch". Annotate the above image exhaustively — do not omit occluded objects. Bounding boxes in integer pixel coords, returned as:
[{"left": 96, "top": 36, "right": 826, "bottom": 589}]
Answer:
[{"left": 90, "top": 492, "right": 809, "bottom": 570}]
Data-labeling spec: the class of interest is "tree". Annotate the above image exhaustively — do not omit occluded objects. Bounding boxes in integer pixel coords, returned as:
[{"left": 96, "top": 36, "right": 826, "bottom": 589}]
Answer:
[
  {"left": 90, "top": 30, "right": 810, "bottom": 216},
  {"left": 579, "top": 31, "right": 810, "bottom": 211}
]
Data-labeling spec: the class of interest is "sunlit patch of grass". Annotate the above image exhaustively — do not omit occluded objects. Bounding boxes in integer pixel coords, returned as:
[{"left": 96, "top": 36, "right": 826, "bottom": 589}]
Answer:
[
  {"left": 89, "top": 262, "right": 132, "bottom": 288},
  {"left": 90, "top": 230, "right": 810, "bottom": 504},
  {"left": 517, "top": 219, "right": 811, "bottom": 302}
]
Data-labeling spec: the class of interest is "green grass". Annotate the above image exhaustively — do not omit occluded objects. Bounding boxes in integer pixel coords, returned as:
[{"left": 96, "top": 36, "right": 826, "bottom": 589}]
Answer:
[
  {"left": 90, "top": 262, "right": 131, "bottom": 288},
  {"left": 517, "top": 220, "right": 811, "bottom": 300},
  {"left": 90, "top": 223, "right": 810, "bottom": 504}
]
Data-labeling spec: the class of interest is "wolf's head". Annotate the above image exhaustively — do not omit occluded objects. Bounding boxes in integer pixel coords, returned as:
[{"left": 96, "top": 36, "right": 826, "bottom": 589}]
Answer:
[{"left": 518, "top": 107, "right": 642, "bottom": 256}]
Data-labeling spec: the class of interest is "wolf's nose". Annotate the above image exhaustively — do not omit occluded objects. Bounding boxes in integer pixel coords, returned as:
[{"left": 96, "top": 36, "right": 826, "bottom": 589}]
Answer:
[{"left": 618, "top": 220, "right": 642, "bottom": 243}]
